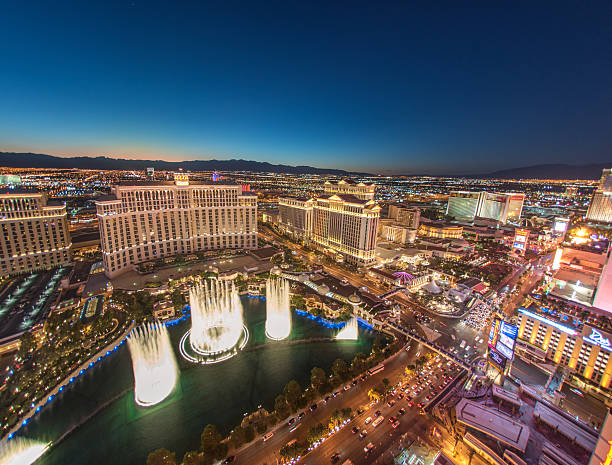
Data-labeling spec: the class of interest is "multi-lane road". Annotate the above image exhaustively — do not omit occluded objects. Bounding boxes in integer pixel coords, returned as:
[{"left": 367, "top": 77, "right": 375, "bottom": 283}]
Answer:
[{"left": 233, "top": 342, "right": 464, "bottom": 465}]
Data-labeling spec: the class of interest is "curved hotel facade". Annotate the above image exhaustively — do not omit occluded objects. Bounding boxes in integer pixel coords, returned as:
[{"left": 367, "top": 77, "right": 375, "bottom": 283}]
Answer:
[
  {"left": 278, "top": 180, "right": 380, "bottom": 266},
  {"left": 96, "top": 175, "right": 257, "bottom": 278}
]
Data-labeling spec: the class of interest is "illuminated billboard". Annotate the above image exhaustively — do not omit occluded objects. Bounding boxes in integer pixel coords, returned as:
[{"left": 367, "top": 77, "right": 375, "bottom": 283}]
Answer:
[
  {"left": 552, "top": 247, "right": 563, "bottom": 270},
  {"left": 488, "top": 347, "right": 507, "bottom": 372},
  {"left": 554, "top": 217, "right": 569, "bottom": 233},
  {"left": 488, "top": 319, "right": 517, "bottom": 364},
  {"left": 488, "top": 319, "right": 501, "bottom": 348},
  {"left": 513, "top": 228, "right": 530, "bottom": 255}
]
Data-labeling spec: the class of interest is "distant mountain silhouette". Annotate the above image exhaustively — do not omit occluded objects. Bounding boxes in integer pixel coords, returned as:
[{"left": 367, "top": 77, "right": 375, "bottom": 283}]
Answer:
[
  {"left": 477, "top": 163, "right": 610, "bottom": 180},
  {"left": 0, "top": 152, "right": 362, "bottom": 176},
  {"left": 0, "top": 152, "right": 609, "bottom": 179}
]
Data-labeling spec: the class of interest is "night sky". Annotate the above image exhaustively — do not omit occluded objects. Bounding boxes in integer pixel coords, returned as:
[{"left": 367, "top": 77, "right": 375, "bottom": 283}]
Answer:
[{"left": 1, "top": 1, "right": 611, "bottom": 174}]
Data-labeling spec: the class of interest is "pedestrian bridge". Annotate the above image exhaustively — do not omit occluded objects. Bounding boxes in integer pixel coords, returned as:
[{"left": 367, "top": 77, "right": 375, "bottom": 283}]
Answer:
[
  {"left": 378, "top": 286, "right": 405, "bottom": 300},
  {"left": 385, "top": 320, "right": 472, "bottom": 371}
]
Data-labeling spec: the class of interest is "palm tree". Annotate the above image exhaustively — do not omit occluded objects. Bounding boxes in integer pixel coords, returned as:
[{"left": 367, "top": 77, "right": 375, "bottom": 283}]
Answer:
[{"left": 367, "top": 388, "right": 382, "bottom": 403}]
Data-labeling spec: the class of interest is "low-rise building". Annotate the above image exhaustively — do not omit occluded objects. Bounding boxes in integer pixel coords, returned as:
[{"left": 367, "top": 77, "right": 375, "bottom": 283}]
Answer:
[
  {"left": 379, "top": 219, "right": 417, "bottom": 245},
  {"left": 418, "top": 220, "right": 463, "bottom": 239},
  {"left": 153, "top": 299, "right": 175, "bottom": 320}
]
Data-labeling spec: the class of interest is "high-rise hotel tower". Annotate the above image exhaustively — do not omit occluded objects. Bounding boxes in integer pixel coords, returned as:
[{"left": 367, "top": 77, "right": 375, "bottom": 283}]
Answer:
[
  {"left": 278, "top": 180, "right": 380, "bottom": 266},
  {"left": 586, "top": 168, "right": 612, "bottom": 224},
  {"left": 96, "top": 174, "right": 257, "bottom": 278},
  {"left": 0, "top": 192, "right": 71, "bottom": 276}
]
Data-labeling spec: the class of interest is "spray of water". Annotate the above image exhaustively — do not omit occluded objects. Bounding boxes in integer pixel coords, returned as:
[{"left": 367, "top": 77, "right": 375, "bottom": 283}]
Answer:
[
  {"left": 265, "top": 278, "right": 291, "bottom": 341},
  {"left": 127, "top": 321, "right": 178, "bottom": 407},
  {"left": 0, "top": 437, "right": 49, "bottom": 465},
  {"left": 189, "top": 280, "right": 244, "bottom": 355},
  {"left": 336, "top": 316, "right": 358, "bottom": 340}
]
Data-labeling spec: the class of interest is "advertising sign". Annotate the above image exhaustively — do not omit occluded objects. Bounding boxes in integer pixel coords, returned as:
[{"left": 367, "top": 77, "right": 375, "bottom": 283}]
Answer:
[
  {"left": 488, "top": 319, "right": 501, "bottom": 348},
  {"left": 488, "top": 347, "right": 507, "bottom": 372},
  {"left": 488, "top": 319, "right": 517, "bottom": 364}
]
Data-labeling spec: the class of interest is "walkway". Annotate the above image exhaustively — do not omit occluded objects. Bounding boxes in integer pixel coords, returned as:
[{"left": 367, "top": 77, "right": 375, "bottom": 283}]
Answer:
[{"left": 3, "top": 321, "right": 135, "bottom": 442}]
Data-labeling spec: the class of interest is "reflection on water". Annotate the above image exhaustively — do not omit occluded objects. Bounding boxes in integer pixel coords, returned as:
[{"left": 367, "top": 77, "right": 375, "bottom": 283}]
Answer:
[{"left": 23, "top": 297, "right": 374, "bottom": 465}]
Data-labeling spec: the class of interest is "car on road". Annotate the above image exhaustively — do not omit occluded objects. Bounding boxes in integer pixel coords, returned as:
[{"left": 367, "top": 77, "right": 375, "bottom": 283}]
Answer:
[
  {"left": 374, "top": 410, "right": 382, "bottom": 418},
  {"left": 263, "top": 432, "right": 274, "bottom": 442},
  {"left": 352, "top": 380, "right": 358, "bottom": 385},
  {"left": 359, "top": 430, "right": 367, "bottom": 439},
  {"left": 388, "top": 416, "right": 397, "bottom": 424},
  {"left": 223, "top": 456, "right": 235, "bottom": 463},
  {"left": 387, "top": 400, "right": 395, "bottom": 407},
  {"left": 310, "top": 403, "right": 318, "bottom": 411},
  {"left": 364, "top": 443, "right": 375, "bottom": 454},
  {"left": 324, "top": 395, "right": 331, "bottom": 403},
  {"left": 297, "top": 412, "right": 305, "bottom": 420},
  {"left": 331, "top": 452, "right": 341, "bottom": 463},
  {"left": 398, "top": 408, "right": 406, "bottom": 415},
  {"left": 392, "top": 420, "right": 400, "bottom": 429},
  {"left": 351, "top": 426, "right": 360, "bottom": 434},
  {"left": 364, "top": 416, "right": 372, "bottom": 424},
  {"left": 287, "top": 418, "right": 295, "bottom": 426}
]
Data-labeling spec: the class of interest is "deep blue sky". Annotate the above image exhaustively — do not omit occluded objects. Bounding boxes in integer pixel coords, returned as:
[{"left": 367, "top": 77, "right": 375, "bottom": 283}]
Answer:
[{"left": 1, "top": 1, "right": 611, "bottom": 174}]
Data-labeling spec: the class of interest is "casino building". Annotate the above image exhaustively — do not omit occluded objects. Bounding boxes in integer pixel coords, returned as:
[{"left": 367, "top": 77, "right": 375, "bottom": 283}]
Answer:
[
  {"left": 96, "top": 174, "right": 257, "bottom": 278},
  {"left": 586, "top": 168, "right": 612, "bottom": 224},
  {"left": 0, "top": 192, "right": 71, "bottom": 276},
  {"left": 446, "top": 191, "right": 524, "bottom": 224},
  {"left": 278, "top": 180, "right": 380, "bottom": 266},
  {"left": 516, "top": 307, "right": 612, "bottom": 399}
]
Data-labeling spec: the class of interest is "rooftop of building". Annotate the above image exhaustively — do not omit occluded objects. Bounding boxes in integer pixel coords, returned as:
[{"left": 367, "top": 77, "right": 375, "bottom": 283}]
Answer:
[
  {"left": 455, "top": 398, "right": 530, "bottom": 451},
  {"left": 248, "top": 246, "right": 282, "bottom": 261},
  {"left": 317, "top": 193, "right": 375, "bottom": 205}
]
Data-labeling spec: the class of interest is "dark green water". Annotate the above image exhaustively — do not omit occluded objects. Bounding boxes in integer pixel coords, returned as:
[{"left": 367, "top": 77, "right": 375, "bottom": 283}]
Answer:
[{"left": 24, "top": 297, "right": 374, "bottom": 465}]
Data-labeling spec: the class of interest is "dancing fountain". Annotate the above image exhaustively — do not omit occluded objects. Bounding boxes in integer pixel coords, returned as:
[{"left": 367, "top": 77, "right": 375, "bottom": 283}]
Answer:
[
  {"left": 180, "top": 279, "right": 248, "bottom": 364},
  {"left": 127, "top": 321, "right": 178, "bottom": 407},
  {"left": 265, "top": 278, "right": 291, "bottom": 340},
  {"left": 336, "top": 316, "right": 358, "bottom": 340},
  {"left": 0, "top": 437, "right": 49, "bottom": 465}
]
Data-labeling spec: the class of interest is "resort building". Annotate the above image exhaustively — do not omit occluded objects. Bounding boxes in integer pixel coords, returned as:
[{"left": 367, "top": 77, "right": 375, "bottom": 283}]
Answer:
[
  {"left": 378, "top": 219, "right": 417, "bottom": 245},
  {"left": 323, "top": 179, "right": 375, "bottom": 201},
  {"left": 278, "top": 181, "right": 380, "bottom": 266},
  {"left": 418, "top": 219, "right": 463, "bottom": 239},
  {"left": 96, "top": 174, "right": 257, "bottom": 278},
  {"left": 0, "top": 191, "right": 71, "bottom": 276},
  {"left": 586, "top": 168, "right": 612, "bottom": 224},
  {"left": 311, "top": 193, "right": 380, "bottom": 265},
  {"left": 446, "top": 191, "right": 524, "bottom": 224},
  {"left": 387, "top": 204, "right": 420, "bottom": 228},
  {"left": 277, "top": 197, "right": 314, "bottom": 240},
  {"left": 516, "top": 307, "right": 612, "bottom": 399}
]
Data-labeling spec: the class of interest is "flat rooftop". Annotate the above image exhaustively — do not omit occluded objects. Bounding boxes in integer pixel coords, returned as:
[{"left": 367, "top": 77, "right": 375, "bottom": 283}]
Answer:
[
  {"left": 455, "top": 398, "right": 530, "bottom": 452},
  {"left": 533, "top": 402, "right": 597, "bottom": 452}
]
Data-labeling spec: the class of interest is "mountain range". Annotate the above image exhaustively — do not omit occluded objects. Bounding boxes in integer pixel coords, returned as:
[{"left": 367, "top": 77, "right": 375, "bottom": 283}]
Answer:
[
  {"left": 0, "top": 152, "right": 356, "bottom": 176},
  {"left": 0, "top": 152, "right": 609, "bottom": 179}
]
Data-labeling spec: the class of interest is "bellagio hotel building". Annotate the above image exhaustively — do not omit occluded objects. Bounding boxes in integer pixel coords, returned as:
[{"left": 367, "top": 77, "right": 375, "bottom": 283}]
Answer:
[
  {"left": 96, "top": 174, "right": 257, "bottom": 278},
  {"left": 0, "top": 192, "right": 71, "bottom": 276}
]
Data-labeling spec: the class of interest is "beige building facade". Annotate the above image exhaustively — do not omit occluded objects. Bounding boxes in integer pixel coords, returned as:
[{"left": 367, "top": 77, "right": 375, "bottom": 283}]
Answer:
[
  {"left": 278, "top": 181, "right": 380, "bottom": 266},
  {"left": 96, "top": 176, "right": 257, "bottom": 278},
  {"left": 0, "top": 192, "right": 71, "bottom": 276}
]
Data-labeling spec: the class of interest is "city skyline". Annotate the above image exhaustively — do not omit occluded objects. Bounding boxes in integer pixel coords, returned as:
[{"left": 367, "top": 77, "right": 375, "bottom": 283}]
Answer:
[{"left": 2, "top": 2, "right": 612, "bottom": 174}]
